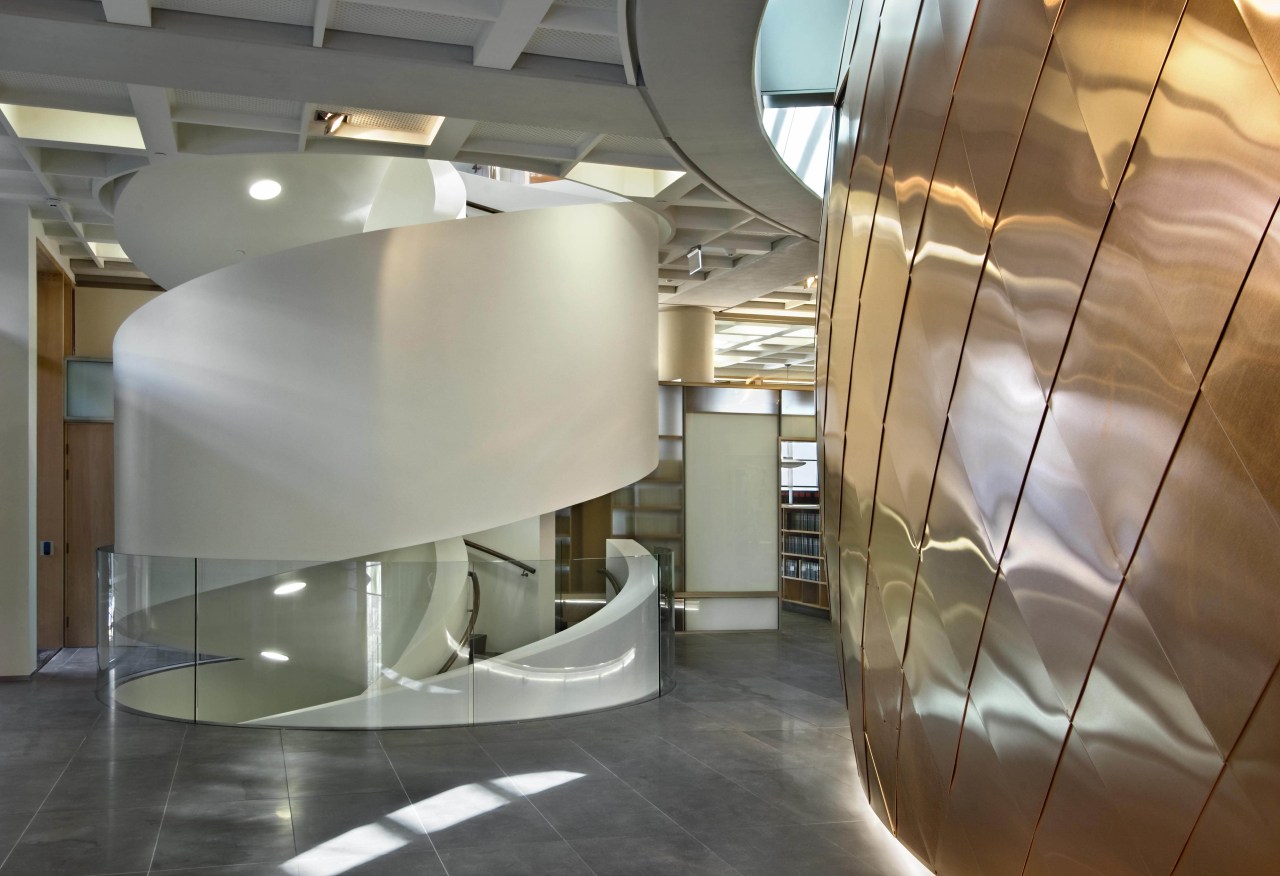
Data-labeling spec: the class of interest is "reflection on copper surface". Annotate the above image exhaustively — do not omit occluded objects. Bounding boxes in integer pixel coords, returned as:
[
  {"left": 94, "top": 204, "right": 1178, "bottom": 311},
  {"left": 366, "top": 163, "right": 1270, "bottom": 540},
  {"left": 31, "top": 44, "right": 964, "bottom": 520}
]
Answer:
[{"left": 819, "top": 0, "right": 1280, "bottom": 870}]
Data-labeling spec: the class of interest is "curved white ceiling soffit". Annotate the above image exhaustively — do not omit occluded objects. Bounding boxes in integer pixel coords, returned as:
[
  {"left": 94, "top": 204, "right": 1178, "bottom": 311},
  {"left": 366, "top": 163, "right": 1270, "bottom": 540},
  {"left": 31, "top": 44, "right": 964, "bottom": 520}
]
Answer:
[
  {"left": 113, "top": 154, "right": 469, "bottom": 289},
  {"left": 631, "top": 0, "right": 822, "bottom": 243}
]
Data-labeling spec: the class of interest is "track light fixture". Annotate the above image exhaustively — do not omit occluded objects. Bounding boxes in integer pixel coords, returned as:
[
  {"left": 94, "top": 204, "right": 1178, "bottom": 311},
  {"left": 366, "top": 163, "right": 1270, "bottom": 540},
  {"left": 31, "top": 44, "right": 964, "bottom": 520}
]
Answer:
[{"left": 315, "top": 110, "right": 349, "bottom": 135}]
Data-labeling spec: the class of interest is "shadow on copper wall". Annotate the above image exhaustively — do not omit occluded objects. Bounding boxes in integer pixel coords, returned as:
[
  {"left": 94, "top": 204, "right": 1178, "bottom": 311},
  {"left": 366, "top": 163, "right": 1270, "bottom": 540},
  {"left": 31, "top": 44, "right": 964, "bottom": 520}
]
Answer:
[{"left": 817, "top": 0, "right": 1280, "bottom": 872}]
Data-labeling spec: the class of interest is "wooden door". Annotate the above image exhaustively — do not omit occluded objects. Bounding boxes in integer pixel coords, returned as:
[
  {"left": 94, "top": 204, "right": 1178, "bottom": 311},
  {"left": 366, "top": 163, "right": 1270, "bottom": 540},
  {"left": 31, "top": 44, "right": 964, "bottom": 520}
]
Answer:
[{"left": 65, "top": 422, "right": 113, "bottom": 647}]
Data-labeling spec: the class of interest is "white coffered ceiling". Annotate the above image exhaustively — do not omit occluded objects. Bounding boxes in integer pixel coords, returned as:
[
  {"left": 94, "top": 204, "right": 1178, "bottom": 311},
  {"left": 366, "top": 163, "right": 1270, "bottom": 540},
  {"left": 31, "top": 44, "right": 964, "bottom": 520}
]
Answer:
[{"left": 0, "top": 0, "right": 821, "bottom": 374}]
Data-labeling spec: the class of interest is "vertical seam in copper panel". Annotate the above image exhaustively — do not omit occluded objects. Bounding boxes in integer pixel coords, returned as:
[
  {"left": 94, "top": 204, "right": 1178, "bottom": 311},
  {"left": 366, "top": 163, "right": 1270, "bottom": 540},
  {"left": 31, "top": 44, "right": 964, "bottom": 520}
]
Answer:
[
  {"left": 829, "top": 20, "right": 886, "bottom": 558},
  {"left": 1016, "top": 723, "right": 1078, "bottom": 876},
  {"left": 883, "top": 0, "right": 988, "bottom": 773},
  {"left": 834, "top": 0, "right": 932, "bottom": 830},
  {"left": 1015, "top": 13, "right": 1240, "bottom": 869},
  {"left": 856, "top": 1, "right": 934, "bottom": 832},
  {"left": 1051, "top": 0, "right": 1193, "bottom": 723},
  {"left": 936, "top": 20, "right": 1062, "bottom": 695},
  {"left": 1169, "top": 657, "right": 1280, "bottom": 873},
  {"left": 1103, "top": 192, "right": 1280, "bottom": 874}
]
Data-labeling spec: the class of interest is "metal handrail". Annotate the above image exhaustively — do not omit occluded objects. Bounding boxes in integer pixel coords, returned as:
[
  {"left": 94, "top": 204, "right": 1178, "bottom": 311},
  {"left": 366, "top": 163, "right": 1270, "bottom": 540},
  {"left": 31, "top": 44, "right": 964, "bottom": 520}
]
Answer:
[
  {"left": 463, "top": 539, "right": 537, "bottom": 576},
  {"left": 437, "top": 570, "right": 480, "bottom": 675},
  {"left": 598, "top": 568, "right": 623, "bottom": 595}
]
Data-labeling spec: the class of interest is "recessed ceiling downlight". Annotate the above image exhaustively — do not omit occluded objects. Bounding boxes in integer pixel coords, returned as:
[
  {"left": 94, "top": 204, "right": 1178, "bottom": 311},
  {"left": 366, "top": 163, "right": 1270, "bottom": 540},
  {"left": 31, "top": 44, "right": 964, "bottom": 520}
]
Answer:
[
  {"left": 248, "top": 179, "right": 282, "bottom": 200},
  {"left": 260, "top": 650, "right": 290, "bottom": 662},
  {"left": 273, "top": 581, "right": 306, "bottom": 596}
]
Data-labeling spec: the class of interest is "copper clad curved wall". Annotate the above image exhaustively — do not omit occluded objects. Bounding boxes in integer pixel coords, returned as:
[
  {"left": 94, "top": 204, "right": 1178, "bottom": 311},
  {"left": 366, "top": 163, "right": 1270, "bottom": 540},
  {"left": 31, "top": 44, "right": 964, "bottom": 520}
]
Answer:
[{"left": 819, "top": 0, "right": 1280, "bottom": 872}]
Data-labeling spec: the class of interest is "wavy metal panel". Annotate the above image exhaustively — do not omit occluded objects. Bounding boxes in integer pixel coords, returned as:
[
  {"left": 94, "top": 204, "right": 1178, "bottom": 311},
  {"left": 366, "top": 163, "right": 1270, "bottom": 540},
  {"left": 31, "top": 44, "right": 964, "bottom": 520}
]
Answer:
[
  {"left": 818, "top": 0, "right": 1280, "bottom": 869},
  {"left": 1126, "top": 399, "right": 1280, "bottom": 754},
  {"left": 1000, "top": 409, "right": 1123, "bottom": 712},
  {"left": 1175, "top": 669, "right": 1280, "bottom": 875},
  {"left": 987, "top": 41, "right": 1112, "bottom": 395}
]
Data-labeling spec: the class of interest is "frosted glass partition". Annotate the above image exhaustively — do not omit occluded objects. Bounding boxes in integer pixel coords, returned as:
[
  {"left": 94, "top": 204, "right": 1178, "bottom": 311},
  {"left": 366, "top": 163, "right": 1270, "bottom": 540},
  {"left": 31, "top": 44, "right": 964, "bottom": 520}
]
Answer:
[
  {"left": 685, "top": 385, "right": 780, "bottom": 415},
  {"left": 66, "top": 357, "right": 114, "bottom": 420},
  {"left": 97, "top": 540, "right": 665, "bottom": 728}
]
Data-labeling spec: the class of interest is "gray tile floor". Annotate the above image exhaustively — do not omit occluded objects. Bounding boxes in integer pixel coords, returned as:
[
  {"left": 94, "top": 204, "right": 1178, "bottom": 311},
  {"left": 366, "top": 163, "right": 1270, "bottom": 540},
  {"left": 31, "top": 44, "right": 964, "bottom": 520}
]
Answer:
[{"left": 0, "top": 613, "right": 921, "bottom": 876}]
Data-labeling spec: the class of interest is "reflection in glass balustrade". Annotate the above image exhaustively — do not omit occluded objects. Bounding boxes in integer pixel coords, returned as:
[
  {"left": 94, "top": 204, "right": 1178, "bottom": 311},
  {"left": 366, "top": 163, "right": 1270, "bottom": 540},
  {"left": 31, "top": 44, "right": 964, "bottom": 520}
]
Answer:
[{"left": 97, "top": 539, "right": 664, "bottom": 728}]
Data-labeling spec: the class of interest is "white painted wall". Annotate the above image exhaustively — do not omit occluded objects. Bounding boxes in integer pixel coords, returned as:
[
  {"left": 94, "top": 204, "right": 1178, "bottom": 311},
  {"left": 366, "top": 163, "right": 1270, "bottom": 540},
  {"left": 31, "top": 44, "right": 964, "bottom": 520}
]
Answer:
[
  {"left": 684, "top": 411, "right": 780, "bottom": 630},
  {"left": 114, "top": 203, "right": 660, "bottom": 561},
  {"left": 0, "top": 206, "right": 35, "bottom": 676}
]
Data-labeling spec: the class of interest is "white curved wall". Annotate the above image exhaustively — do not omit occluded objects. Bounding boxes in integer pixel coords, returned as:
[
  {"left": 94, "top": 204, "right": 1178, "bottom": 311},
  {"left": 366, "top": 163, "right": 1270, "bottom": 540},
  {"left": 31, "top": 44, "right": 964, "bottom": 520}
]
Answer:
[{"left": 114, "top": 202, "right": 660, "bottom": 560}]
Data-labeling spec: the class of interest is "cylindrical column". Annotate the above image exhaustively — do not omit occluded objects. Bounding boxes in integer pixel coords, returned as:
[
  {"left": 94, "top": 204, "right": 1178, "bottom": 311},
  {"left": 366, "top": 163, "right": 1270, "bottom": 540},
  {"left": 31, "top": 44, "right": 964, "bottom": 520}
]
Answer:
[{"left": 658, "top": 305, "right": 714, "bottom": 383}]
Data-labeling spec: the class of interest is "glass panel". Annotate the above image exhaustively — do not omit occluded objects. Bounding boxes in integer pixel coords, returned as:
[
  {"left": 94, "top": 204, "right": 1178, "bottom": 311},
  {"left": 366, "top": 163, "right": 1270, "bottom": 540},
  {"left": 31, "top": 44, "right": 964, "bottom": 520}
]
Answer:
[
  {"left": 685, "top": 384, "right": 780, "bottom": 414},
  {"left": 97, "top": 541, "right": 663, "bottom": 729},
  {"left": 66, "top": 358, "right": 113, "bottom": 420},
  {"left": 97, "top": 550, "right": 196, "bottom": 720}
]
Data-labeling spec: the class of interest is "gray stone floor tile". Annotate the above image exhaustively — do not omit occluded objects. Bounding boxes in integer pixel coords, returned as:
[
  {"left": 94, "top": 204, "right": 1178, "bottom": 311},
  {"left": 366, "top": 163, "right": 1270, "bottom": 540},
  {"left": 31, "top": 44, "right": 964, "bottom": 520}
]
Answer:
[
  {"left": 569, "top": 833, "right": 740, "bottom": 876},
  {"left": 622, "top": 770, "right": 796, "bottom": 832},
  {"left": 686, "top": 699, "right": 820, "bottom": 732},
  {"left": 168, "top": 749, "right": 290, "bottom": 805},
  {"left": 0, "top": 811, "right": 33, "bottom": 863},
  {"left": 715, "top": 768, "right": 867, "bottom": 824},
  {"left": 395, "top": 765, "right": 511, "bottom": 803},
  {"left": 281, "top": 729, "right": 383, "bottom": 752},
  {"left": 290, "top": 789, "right": 417, "bottom": 852},
  {"left": 418, "top": 794, "right": 561, "bottom": 850},
  {"left": 283, "top": 747, "right": 401, "bottom": 799},
  {"left": 42, "top": 753, "right": 178, "bottom": 812},
  {"left": 385, "top": 741, "right": 499, "bottom": 773},
  {"left": 377, "top": 727, "right": 474, "bottom": 749},
  {"left": 152, "top": 799, "right": 297, "bottom": 871},
  {"left": 151, "top": 865, "right": 297, "bottom": 875},
  {"left": 693, "top": 822, "right": 883, "bottom": 876},
  {"left": 0, "top": 616, "right": 887, "bottom": 875},
  {"left": 437, "top": 839, "right": 593, "bottom": 876},
  {"left": 526, "top": 775, "right": 683, "bottom": 840},
  {"left": 0, "top": 805, "right": 163, "bottom": 876},
  {"left": 467, "top": 721, "right": 564, "bottom": 742},
  {"left": 75, "top": 723, "right": 186, "bottom": 761},
  {"left": 0, "top": 729, "right": 89, "bottom": 764},
  {"left": 478, "top": 738, "right": 611, "bottom": 780},
  {"left": 0, "top": 761, "right": 64, "bottom": 815}
]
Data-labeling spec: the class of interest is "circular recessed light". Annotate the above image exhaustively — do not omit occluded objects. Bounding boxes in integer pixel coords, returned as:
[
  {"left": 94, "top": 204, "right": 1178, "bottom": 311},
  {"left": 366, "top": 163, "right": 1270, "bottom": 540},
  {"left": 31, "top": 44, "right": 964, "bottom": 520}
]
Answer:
[
  {"left": 260, "top": 650, "right": 290, "bottom": 662},
  {"left": 248, "top": 179, "right": 282, "bottom": 200},
  {"left": 273, "top": 581, "right": 306, "bottom": 596}
]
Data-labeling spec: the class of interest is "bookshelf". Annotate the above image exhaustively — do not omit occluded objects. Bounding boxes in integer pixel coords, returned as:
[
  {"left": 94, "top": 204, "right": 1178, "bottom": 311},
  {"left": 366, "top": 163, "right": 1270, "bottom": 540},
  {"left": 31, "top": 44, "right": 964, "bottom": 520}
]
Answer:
[{"left": 779, "top": 439, "right": 827, "bottom": 613}]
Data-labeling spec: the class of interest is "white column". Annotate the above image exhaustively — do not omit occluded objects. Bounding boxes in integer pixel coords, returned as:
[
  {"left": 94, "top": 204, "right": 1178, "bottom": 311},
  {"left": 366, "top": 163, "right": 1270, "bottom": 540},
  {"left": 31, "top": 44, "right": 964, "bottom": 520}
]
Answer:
[
  {"left": 658, "top": 305, "right": 714, "bottom": 383},
  {"left": 0, "top": 205, "right": 36, "bottom": 677}
]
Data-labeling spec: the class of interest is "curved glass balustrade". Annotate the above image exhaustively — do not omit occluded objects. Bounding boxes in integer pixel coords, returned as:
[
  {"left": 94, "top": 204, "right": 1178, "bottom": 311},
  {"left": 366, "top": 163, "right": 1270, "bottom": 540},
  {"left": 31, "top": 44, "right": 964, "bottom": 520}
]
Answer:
[{"left": 97, "top": 539, "right": 673, "bottom": 728}]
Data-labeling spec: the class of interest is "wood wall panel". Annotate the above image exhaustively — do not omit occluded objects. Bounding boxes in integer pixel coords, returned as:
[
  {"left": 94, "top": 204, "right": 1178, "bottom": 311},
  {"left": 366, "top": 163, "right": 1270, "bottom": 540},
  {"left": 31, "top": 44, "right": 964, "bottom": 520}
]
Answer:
[{"left": 65, "top": 422, "right": 113, "bottom": 648}]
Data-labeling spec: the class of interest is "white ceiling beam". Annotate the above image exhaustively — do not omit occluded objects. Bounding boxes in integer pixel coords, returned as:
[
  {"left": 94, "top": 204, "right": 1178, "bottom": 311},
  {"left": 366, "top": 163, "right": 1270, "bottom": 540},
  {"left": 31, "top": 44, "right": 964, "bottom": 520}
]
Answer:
[
  {"left": 0, "top": 0, "right": 658, "bottom": 138},
  {"left": 0, "top": 112, "right": 101, "bottom": 266},
  {"left": 424, "top": 117, "right": 475, "bottom": 161},
  {"left": 353, "top": 0, "right": 500, "bottom": 19},
  {"left": 171, "top": 107, "right": 299, "bottom": 134},
  {"left": 100, "top": 0, "right": 150, "bottom": 27},
  {"left": 311, "top": 0, "right": 332, "bottom": 48},
  {"left": 558, "top": 132, "right": 605, "bottom": 177},
  {"left": 540, "top": 7, "right": 615, "bottom": 35},
  {"left": 472, "top": 0, "right": 556, "bottom": 70},
  {"left": 296, "top": 101, "right": 314, "bottom": 151},
  {"left": 127, "top": 85, "right": 178, "bottom": 159},
  {"left": 617, "top": 0, "right": 637, "bottom": 86}
]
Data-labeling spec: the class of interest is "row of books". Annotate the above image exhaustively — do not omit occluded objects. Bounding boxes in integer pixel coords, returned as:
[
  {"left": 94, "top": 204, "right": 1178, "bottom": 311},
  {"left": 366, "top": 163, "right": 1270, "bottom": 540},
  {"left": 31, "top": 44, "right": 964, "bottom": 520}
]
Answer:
[
  {"left": 783, "top": 533, "right": 821, "bottom": 556},
  {"left": 782, "top": 557, "right": 823, "bottom": 581},
  {"left": 784, "top": 509, "right": 820, "bottom": 532}
]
